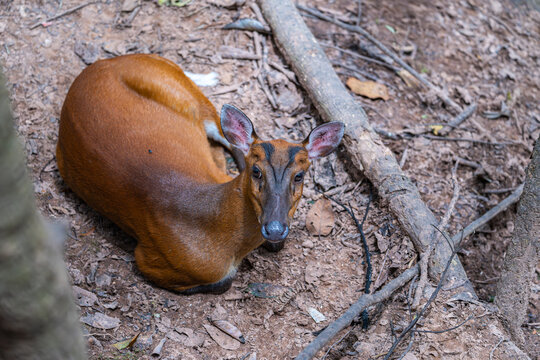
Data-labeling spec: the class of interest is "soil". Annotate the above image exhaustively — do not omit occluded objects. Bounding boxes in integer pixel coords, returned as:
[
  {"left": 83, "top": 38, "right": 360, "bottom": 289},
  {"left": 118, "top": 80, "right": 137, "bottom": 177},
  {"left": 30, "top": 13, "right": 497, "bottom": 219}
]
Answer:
[{"left": 1, "top": 0, "right": 539, "bottom": 359}]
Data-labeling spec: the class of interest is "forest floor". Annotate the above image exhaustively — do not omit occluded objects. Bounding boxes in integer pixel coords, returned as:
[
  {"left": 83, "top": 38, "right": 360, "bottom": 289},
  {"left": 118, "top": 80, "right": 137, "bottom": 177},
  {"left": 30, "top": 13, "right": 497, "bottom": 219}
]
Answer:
[{"left": 1, "top": 0, "right": 539, "bottom": 359}]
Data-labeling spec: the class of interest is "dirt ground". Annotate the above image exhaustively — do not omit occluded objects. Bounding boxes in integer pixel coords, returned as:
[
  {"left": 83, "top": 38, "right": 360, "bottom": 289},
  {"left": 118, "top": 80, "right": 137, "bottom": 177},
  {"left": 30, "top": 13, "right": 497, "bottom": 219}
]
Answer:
[{"left": 1, "top": 0, "right": 539, "bottom": 359}]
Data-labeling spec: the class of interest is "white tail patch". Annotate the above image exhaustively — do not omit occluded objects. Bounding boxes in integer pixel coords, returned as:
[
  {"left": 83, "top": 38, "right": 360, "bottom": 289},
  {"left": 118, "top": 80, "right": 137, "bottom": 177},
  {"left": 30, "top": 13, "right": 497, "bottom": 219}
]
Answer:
[
  {"left": 185, "top": 71, "right": 219, "bottom": 87},
  {"left": 204, "top": 120, "right": 231, "bottom": 149}
]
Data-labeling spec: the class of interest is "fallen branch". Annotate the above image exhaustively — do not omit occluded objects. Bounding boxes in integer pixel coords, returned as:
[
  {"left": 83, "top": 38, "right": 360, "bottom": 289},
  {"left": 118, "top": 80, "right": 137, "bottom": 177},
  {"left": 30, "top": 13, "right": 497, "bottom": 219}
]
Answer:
[
  {"left": 438, "top": 103, "right": 477, "bottom": 136},
  {"left": 451, "top": 184, "right": 524, "bottom": 244},
  {"left": 259, "top": 0, "right": 474, "bottom": 298},
  {"left": 296, "top": 5, "right": 463, "bottom": 114},
  {"left": 294, "top": 265, "right": 419, "bottom": 360},
  {"left": 29, "top": 1, "right": 97, "bottom": 29}
]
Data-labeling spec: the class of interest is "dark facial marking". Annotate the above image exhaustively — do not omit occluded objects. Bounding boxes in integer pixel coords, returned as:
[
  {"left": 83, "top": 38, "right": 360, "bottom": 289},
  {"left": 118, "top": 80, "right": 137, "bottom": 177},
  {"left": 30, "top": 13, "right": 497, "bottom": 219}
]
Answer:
[
  {"left": 260, "top": 142, "right": 275, "bottom": 162},
  {"left": 257, "top": 142, "right": 277, "bottom": 181},
  {"left": 287, "top": 146, "right": 304, "bottom": 166}
]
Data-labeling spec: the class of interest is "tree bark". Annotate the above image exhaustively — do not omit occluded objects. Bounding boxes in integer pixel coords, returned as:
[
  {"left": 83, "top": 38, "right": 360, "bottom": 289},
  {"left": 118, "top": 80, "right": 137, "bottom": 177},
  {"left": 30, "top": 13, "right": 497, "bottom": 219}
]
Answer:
[
  {"left": 0, "top": 69, "right": 87, "bottom": 359},
  {"left": 258, "top": 0, "right": 475, "bottom": 295},
  {"left": 495, "top": 134, "right": 540, "bottom": 346}
]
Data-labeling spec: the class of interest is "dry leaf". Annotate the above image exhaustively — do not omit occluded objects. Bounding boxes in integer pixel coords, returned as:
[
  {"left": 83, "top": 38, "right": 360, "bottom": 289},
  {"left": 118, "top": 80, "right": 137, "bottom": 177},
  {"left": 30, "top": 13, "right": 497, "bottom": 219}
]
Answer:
[
  {"left": 81, "top": 312, "right": 120, "bottom": 330},
  {"left": 430, "top": 124, "right": 444, "bottom": 135},
  {"left": 374, "top": 232, "right": 388, "bottom": 252},
  {"left": 174, "top": 327, "right": 205, "bottom": 347},
  {"left": 397, "top": 70, "right": 421, "bottom": 88},
  {"left": 346, "top": 78, "right": 389, "bottom": 100},
  {"left": 72, "top": 286, "right": 98, "bottom": 307},
  {"left": 306, "top": 198, "right": 335, "bottom": 236},
  {"left": 113, "top": 332, "right": 140, "bottom": 350},
  {"left": 203, "top": 324, "right": 241, "bottom": 350}
]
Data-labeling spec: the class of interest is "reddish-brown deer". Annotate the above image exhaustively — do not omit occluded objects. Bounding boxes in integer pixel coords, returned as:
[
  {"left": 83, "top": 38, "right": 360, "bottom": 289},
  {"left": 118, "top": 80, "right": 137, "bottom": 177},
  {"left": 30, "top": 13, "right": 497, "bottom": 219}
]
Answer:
[{"left": 57, "top": 54, "right": 344, "bottom": 294}]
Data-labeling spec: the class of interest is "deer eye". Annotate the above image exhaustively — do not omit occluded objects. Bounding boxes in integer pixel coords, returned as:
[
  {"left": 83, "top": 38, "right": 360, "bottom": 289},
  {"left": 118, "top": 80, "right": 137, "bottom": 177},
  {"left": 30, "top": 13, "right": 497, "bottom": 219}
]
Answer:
[
  {"left": 294, "top": 171, "right": 304, "bottom": 183},
  {"left": 252, "top": 166, "right": 262, "bottom": 179}
]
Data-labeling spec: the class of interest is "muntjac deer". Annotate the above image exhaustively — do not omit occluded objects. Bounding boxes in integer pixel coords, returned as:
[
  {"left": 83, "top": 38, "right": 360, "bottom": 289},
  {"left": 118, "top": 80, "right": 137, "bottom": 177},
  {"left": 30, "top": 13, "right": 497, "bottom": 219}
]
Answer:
[{"left": 57, "top": 54, "right": 344, "bottom": 294}]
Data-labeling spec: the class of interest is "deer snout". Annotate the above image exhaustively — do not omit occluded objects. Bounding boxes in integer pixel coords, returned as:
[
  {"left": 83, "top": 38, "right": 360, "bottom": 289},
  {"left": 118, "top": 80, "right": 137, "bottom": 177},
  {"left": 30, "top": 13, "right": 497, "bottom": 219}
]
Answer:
[{"left": 261, "top": 221, "right": 289, "bottom": 242}]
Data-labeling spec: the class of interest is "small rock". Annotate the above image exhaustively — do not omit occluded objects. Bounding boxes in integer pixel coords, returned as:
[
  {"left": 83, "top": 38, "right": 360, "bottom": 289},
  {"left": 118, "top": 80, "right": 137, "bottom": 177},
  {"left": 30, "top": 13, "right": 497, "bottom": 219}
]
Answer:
[
  {"left": 70, "top": 268, "right": 85, "bottom": 285},
  {"left": 103, "top": 300, "right": 118, "bottom": 310},
  {"left": 87, "top": 335, "right": 103, "bottom": 349},
  {"left": 301, "top": 240, "right": 314, "bottom": 248},
  {"left": 307, "top": 307, "right": 326, "bottom": 323},
  {"left": 95, "top": 273, "right": 112, "bottom": 288},
  {"left": 122, "top": 0, "right": 140, "bottom": 12},
  {"left": 74, "top": 41, "right": 100, "bottom": 65},
  {"left": 135, "top": 334, "right": 153, "bottom": 350}
]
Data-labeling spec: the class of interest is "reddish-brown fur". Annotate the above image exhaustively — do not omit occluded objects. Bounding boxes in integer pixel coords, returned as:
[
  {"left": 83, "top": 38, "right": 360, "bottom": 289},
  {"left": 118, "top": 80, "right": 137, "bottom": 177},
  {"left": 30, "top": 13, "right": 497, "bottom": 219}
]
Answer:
[{"left": 56, "top": 54, "right": 313, "bottom": 293}]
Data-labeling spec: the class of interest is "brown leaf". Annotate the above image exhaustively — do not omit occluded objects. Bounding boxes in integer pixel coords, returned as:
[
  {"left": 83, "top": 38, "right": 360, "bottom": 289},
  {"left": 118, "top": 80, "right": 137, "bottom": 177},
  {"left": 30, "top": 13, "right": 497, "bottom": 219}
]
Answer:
[
  {"left": 113, "top": 332, "right": 140, "bottom": 350},
  {"left": 346, "top": 78, "right": 389, "bottom": 100},
  {"left": 306, "top": 198, "right": 335, "bottom": 236}
]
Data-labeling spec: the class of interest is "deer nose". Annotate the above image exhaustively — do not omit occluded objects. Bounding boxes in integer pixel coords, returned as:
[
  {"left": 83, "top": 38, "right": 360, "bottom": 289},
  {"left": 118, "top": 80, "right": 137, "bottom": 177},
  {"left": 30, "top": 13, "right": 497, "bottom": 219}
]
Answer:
[{"left": 261, "top": 221, "right": 289, "bottom": 242}]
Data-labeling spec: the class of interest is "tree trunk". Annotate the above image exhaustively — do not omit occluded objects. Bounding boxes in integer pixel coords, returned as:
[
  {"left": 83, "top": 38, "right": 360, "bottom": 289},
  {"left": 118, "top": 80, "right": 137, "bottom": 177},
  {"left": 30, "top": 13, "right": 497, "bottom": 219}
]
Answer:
[
  {"left": 258, "top": 0, "right": 475, "bottom": 295},
  {"left": 495, "top": 134, "right": 540, "bottom": 346},
  {"left": 0, "top": 69, "right": 87, "bottom": 359}
]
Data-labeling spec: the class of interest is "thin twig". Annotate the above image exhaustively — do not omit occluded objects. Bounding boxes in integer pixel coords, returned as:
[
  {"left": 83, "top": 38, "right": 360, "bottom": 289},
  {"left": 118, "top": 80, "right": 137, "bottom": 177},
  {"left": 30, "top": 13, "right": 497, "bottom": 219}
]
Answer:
[
  {"left": 412, "top": 160, "right": 460, "bottom": 308},
  {"left": 207, "top": 82, "right": 247, "bottom": 97},
  {"left": 422, "top": 134, "right": 518, "bottom": 146},
  {"left": 29, "top": 1, "right": 97, "bottom": 29},
  {"left": 489, "top": 338, "right": 505, "bottom": 360},
  {"left": 414, "top": 315, "right": 473, "bottom": 334},
  {"left": 396, "top": 333, "right": 415, "bottom": 360},
  {"left": 455, "top": 157, "right": 481, "bottom": 169},
  {"left": 269, "top": 61, "right": 298, "bottom": 84},
  {"left": 482, "top": 187, "right": 519, "bottom": 194},
  {"left": 451, "top": 184, "right": 524, "bottom": 244},
  {"left": 331, "top": 61, "right": 397, "bottom": 90},
  {"left": 321, "top": 328, "right": 354, "bottom": 360},
  {"left": 438, "top": 103, "right": 477, "bottom": 136},
  {"left": 355, "top": 0, "right": 362, "bottom": 26},
  {"left": 39, "top": 155, "right": 56, "bottom": 182},
  {"left": 399, "top": 148, "right": 408, "bottom": 168},
  {"left": 294, "top": 265, "right": 419, "bottom": 360},
  {"left": 322, "top": 43, "right": 400, "bottom": 71},
  {"left": 383, "top": 228, "right": 461, "bottom": 360},
  {"left": 122, "top": 5, "right": 141, "bottom": 27},
  {"left": 296, "top": 5, "right": 463, "bottom": 113}
]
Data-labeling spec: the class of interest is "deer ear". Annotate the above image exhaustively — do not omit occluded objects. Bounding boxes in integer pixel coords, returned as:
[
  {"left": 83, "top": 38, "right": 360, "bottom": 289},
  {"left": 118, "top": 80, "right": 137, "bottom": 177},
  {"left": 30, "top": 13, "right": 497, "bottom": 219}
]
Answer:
[
  {"left": 220, "top": 104, "right": 257, "bottom": 155},
  {"left": 303, "top": 122, "right": 344, "bottom": 160}
]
